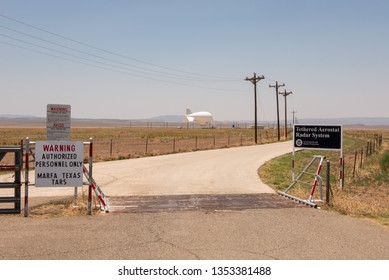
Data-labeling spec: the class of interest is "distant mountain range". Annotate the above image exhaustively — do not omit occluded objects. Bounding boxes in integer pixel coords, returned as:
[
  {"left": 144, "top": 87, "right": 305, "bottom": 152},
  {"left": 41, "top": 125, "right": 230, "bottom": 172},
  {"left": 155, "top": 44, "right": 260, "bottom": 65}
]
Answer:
[
  {"left": 148, "top": 115, "right": 185, "bottom": 122},
  {"left": 1, "top": 114, "right": 389, "bottom": 127},
  {"left": 298, "top": 118, "right": 389, "bottom": 126},
  {"left": 149, "top": 115, "right": 389, "bottom": 127}
]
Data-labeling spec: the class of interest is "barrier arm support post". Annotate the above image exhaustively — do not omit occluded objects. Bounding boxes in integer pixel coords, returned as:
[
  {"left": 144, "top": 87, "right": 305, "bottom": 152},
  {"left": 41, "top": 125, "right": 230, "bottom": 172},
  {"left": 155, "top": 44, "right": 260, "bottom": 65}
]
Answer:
[
  {"left": 88, "top": 138, "right": 93, "bottom": 215},
  {"left": 292, "top": 125, "right": 295, "bottom": 180},
  {"left": 340, "top": 142, "right": 344, "bottom": 190},
  {"left": 24, "top": 137, "right": 30, "bottom": 217},
  {"left": 292, "top": 145, "right": 295, "bottom": 181},
  {"left": 326, "top": 160, "right": 331, "bottom": 205}
]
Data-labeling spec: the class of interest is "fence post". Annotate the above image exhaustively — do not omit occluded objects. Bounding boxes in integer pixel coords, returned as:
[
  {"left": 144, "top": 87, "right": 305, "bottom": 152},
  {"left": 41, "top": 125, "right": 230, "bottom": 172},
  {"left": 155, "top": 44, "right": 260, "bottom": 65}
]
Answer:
[
  {"left": 88, "top": 138, "right": 93, "bottom": 216},
  {"left": 326, "top": 160, "right": 331, "bottom": 205},
  {"left": 110, "top": 139, "right": 113, "bottom": 157},
  {"left": 377, "top": 134, "right": 381, "bottom": 150},
  {"left": 353, "top": 150, "right": 357, "bottom": 178},
  {"left": 145, "top": 137, "right": 149, "bottom": 154},
  {"left": 173, "top": 137, "right": 176, "bottom": 152},
  {"left": 195, "top": 136, "right": 198, "bottom": 149},
  {"left": 379, "top": 134, "right": 383, "bottom": 149},
  {"left": 24, "top": 137, "right": 30, "bottom": 217},
  {"left": 17, "top": 140, "right": 22, "bottom": 212},
  {"left": 360, "top": 148, "right": 363, "bottom": 168},
  {"left": 343, "top": 157, "right": 345, "bottom": 190}
]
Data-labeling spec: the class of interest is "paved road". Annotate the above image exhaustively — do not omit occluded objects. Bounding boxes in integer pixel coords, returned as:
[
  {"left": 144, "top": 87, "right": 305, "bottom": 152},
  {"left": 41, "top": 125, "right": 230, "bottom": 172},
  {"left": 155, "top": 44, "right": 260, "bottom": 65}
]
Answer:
[
  {"left": 0, "top": 141, "right": 293, "bottom": 199},
  {"left": 1, "top": 207, "right": 388, "bottom": 260},
  {"left": 94, "top": 141, "right": 294, "bottom": 197},
  {"left": 0, "top": 141, "right": 389, "bottom": 260}
]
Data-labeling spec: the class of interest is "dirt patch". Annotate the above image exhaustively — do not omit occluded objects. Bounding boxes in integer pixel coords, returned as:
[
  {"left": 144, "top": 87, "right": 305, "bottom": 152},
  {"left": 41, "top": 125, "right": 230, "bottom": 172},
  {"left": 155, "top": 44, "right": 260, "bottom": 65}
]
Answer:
[{"left": 28, "top": 197, "right": 102, "bottom": 218}]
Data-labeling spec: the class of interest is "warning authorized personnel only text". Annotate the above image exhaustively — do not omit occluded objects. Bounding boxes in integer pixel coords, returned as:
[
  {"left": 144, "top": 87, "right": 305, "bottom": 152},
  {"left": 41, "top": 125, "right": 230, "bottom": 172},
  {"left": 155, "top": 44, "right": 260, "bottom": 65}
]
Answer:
[{"left": 35, "top": 141, "right": 84, "bottom": 187}]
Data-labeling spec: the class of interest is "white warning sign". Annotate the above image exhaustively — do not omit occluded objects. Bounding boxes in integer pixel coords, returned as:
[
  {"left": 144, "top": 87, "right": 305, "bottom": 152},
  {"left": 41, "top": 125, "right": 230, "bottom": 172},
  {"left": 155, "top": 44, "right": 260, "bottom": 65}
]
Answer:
[
  {"left": 46, "top": 104, "right": 71, "bottom": 141},
  {"left": 35, "top": 141, "right": 84, "bottom": 187}
]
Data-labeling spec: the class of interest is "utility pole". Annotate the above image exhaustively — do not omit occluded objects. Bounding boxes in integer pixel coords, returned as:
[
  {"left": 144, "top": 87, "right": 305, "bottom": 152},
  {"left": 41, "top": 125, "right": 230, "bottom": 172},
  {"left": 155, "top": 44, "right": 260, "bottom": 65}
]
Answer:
[
  {"left": 269, "top": 81, "right": 285, "bottom": 141},
  {"left": 291, "top": 110, "right": 297, "bottom": 125},
  {"left": 279, "top": 89, "right": 292, "bottom": 139},
  {"left": 245, "top": 73, "right": 265, "bottom": 144}
]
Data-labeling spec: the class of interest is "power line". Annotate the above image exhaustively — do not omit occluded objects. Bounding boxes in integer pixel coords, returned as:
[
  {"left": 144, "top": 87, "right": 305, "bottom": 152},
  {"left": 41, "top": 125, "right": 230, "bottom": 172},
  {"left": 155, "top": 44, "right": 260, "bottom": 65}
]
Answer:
[
  {"left": 0, "top": 13, "right": 300, "bottom": 89},
  {"left": 0, "top": 13, "right": 300, "bottom": 120},
  {"left": 0, "top": 13, "right": 240, "bottom": 81},
  {"left": 0, "top": 24, "right": 236, "bottom": 82},
  {"left": 0, "top": 39, "right": 243, "bottom": 93}
]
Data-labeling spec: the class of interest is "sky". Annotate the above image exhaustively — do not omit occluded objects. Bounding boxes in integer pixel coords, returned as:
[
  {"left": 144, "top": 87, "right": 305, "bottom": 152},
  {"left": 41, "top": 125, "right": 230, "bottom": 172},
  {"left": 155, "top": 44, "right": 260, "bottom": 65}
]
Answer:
[{"left": 0, "top": 0, "right": 388, "bottom": 122}]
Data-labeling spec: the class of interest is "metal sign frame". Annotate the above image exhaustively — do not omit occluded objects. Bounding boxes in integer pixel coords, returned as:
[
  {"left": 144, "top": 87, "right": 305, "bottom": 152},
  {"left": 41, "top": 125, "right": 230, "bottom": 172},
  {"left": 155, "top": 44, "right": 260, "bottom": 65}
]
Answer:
[{"left": 23, "top": 138, "right": 103, "bottom": 217}]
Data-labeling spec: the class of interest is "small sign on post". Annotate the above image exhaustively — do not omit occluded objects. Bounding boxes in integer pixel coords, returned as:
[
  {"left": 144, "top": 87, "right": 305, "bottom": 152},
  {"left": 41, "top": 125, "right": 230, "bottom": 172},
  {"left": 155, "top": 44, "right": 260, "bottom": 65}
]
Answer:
[
  {"left": 35, "top": 141, "right": 84, "bottom": 187},
  {"left": 292, "top": 124, "right": 343, "bottom": 187},
  {"left": 46, "top": 104, "right": 71, "bottom": 141},
  {"left": 293, "top": 125, "right": 342, "bottom": 150}
]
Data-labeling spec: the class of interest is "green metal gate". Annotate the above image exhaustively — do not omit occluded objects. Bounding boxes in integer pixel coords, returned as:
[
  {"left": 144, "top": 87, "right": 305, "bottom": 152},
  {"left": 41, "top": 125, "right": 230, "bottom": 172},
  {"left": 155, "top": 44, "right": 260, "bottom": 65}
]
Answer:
[{"left": 0, "top": 147, "right": 22, "bottom": 214}]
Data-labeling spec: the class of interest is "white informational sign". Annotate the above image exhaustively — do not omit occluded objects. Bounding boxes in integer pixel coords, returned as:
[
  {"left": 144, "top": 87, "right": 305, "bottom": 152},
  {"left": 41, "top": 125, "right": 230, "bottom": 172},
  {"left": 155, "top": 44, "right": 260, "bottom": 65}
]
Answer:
[
  {"left": 35, "top": 141, "right": 84, "bottom": 187},
  {"left": 46, "top": 104, "right": 71, "bottom": 141}
]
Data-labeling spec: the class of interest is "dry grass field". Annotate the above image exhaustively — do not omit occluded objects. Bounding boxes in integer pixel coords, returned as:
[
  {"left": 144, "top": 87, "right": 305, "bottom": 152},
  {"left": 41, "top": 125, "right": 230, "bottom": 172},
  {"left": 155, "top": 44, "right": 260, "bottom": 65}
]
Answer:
[{"left": 0, "top": 126, "right": 280, "bottom": 162}]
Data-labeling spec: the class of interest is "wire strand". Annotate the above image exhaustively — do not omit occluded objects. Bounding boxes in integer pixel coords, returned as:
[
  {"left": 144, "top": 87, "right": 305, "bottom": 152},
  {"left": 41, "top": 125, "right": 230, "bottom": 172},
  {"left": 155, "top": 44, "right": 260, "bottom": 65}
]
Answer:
[
  {"left": 0, "top": 39, "right": 244, "bottom": 92},
  {"left": 0, "top": 13, "right": 240, "bottom": 81}
]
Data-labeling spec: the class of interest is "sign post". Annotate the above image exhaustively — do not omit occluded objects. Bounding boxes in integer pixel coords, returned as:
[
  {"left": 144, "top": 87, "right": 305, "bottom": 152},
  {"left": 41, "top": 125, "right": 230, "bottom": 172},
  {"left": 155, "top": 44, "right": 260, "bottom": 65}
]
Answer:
[
  {"left": 293, "top": 124, "right": 343, "bottom": 187},
  {"left": 46, "top": 104, "right": 80, "bottom": 201}
]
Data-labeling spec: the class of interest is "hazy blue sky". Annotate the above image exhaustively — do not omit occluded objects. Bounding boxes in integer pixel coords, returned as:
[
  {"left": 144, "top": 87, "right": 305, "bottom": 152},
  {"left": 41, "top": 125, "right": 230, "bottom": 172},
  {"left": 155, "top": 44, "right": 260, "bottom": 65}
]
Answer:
[{"left": 1, "top": 0, "right": 388, "bottom": 122}]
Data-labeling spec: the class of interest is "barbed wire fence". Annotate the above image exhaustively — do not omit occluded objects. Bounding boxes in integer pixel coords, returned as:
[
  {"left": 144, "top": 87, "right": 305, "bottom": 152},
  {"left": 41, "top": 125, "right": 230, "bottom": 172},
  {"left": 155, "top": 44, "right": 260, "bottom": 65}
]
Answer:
[{"left": 91, "top": 131, "right": 280, "bottom": 161}]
